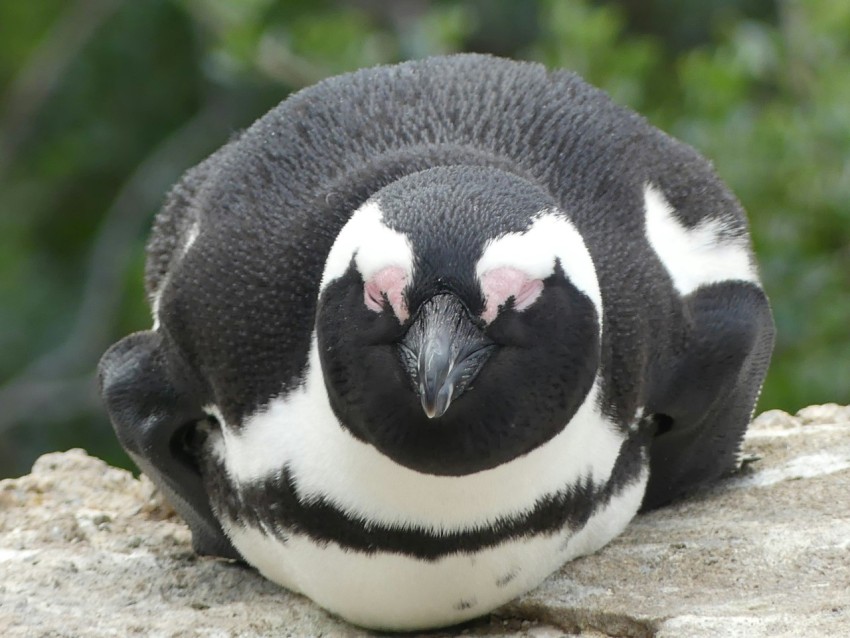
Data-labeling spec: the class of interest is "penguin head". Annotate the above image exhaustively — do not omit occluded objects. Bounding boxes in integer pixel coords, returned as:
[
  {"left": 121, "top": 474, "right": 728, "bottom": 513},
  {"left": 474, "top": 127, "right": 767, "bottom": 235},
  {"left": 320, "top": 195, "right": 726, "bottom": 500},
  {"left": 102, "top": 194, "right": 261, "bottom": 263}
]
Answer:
[{"left": 317, "top": 166, "right": 602, "bottom": 475}]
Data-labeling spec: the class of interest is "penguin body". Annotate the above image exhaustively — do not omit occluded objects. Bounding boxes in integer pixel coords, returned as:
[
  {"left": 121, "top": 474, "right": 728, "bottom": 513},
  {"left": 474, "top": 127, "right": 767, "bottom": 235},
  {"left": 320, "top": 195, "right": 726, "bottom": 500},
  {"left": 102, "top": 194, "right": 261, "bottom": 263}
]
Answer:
[{"left": 99, "top": 55, "right": 774, "bottom": 630}]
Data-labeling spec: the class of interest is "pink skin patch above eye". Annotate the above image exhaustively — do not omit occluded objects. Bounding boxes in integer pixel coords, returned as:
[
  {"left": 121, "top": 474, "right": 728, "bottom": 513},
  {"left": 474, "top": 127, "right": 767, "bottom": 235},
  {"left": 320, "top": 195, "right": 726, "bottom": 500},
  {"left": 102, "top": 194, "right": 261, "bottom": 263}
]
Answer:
[
  {"left": 364, "top": 266, "right": 409, "bottom": 322},
  {"left": 480, "top": 267, "right": 544, "bottom": 323}
]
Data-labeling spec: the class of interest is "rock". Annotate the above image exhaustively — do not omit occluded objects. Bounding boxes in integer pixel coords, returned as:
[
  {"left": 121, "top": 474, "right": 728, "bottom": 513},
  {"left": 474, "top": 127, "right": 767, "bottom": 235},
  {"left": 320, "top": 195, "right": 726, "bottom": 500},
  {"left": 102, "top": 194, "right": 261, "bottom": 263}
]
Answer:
[{"left": 1, "top": 406, "right": 849, "bottom": 637}]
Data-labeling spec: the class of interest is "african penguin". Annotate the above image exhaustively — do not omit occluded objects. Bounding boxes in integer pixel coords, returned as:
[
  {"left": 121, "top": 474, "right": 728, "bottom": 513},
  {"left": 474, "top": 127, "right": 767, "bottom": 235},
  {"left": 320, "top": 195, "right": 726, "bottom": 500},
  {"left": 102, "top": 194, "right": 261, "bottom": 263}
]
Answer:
[{"left": 98, "top": 54, "right": 774, "bottom": 631}]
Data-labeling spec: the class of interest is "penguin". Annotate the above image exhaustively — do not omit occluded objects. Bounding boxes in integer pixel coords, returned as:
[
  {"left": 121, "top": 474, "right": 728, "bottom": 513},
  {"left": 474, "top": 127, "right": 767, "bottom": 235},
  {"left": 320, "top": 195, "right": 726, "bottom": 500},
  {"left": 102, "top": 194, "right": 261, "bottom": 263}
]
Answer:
[{"left": 98, "top": 54, "right": 774, "bottom": 631}]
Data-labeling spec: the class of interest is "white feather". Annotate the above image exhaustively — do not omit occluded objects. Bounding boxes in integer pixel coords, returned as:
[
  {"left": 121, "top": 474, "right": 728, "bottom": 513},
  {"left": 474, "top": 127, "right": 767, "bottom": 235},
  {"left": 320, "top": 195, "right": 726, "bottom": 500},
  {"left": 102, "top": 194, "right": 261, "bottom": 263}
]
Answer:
[
  {"left": 643, "top": 184, "right": 757, "bottom": 295},
  {"left": 320, "top": 200, "right": 414, "bottom": 290}
]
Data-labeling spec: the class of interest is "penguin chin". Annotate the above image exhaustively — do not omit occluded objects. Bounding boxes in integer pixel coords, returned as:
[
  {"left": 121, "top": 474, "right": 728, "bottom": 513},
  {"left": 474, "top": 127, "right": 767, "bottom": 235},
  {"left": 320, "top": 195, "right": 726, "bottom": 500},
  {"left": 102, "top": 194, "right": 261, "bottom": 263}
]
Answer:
[
  {"left": 341, "top": 390, "right": 598, "bottom": 477},
  {"left": 320, "top": 340, "right": 600, "bottom": 476}
]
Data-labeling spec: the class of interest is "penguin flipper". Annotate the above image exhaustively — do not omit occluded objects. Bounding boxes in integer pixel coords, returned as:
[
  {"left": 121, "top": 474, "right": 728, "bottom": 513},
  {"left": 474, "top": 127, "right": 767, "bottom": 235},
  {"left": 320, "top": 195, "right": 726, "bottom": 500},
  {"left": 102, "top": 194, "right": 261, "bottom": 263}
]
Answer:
[
  {"left": 642, "top": 281, "right": 774, "bottom": 510},
  {"left": 98, "top": 330, "right": 240, "bottom": 559}
]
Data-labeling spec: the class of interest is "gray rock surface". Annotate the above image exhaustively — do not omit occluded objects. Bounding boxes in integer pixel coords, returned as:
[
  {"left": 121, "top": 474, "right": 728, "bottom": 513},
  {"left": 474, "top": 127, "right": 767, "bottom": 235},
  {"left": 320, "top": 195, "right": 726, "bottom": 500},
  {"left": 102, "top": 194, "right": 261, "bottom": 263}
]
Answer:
[{"left": 1, "top": 406, "right": 848, "bottom": 637}]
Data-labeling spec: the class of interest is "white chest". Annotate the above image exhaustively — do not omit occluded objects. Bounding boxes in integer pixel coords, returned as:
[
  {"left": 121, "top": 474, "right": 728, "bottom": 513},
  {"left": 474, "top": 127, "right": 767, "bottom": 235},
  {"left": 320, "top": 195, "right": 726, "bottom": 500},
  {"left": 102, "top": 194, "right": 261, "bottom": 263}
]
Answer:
[
  {"left": 223, "top": 469, "right": 646, "bottom": 631},
  {"left": 207, "top": 347, "right": 647, "bottom": 630}
]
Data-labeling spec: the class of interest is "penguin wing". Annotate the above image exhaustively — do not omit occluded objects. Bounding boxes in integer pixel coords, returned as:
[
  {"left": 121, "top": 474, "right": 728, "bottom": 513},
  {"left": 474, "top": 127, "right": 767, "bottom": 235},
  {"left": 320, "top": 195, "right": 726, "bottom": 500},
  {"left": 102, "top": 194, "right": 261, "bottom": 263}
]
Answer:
[
  {"left": 641, "top": 281, "right": 774, "bottom": 509},
  {"left": 98, "top": 330, "right": 239, "bottom": 559}
]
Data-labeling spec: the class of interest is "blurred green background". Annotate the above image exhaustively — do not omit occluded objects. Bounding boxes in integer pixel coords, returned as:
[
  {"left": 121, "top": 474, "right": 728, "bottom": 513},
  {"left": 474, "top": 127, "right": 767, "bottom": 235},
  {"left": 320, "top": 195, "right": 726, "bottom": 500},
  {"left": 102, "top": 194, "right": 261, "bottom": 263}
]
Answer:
[{"left": 1, "top": 0, "right": 848, "bottom": 478}]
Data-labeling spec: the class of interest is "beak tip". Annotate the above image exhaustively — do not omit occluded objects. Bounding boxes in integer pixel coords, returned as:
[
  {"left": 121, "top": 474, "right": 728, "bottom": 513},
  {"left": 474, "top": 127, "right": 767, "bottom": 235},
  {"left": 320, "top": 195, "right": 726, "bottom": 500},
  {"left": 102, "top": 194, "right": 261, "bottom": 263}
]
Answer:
[
  {"left": 421, "top": 384, "right": 453, "bottom": 420},
  {"left": 421, "top": 399, "right": 445, "bottom": 420}
]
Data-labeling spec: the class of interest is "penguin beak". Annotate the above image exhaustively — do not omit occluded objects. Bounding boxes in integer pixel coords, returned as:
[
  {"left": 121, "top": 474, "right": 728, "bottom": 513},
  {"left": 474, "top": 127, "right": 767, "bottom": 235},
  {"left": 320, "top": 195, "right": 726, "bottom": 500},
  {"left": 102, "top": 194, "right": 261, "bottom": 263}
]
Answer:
[{"left": 398, "top": 294, "right": 495, "bottom": 419}]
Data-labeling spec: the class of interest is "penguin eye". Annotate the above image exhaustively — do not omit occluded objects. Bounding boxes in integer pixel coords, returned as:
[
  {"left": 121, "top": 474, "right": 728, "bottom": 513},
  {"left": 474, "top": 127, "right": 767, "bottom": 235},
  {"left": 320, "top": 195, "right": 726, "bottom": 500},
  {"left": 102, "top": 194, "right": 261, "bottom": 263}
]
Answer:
[
  {"left": 364, "top": 280, "right": 386, "bottom": 313},
  {"left": 480, "top": 267, "right": 544, "bottom": 323},
  {"left": 363, "top": 266, "right": 410, "bottom": 321}
]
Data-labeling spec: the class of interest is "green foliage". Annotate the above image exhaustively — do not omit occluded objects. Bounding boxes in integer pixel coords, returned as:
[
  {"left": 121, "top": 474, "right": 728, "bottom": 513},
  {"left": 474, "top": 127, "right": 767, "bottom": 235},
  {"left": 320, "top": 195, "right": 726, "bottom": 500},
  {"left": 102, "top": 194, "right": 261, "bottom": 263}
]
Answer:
[
  {"left": 664, "top": 1, "right": 850, "bottom": 410},
  {"left": 1, "top": 0, "right": 847, "bottom": 477}
]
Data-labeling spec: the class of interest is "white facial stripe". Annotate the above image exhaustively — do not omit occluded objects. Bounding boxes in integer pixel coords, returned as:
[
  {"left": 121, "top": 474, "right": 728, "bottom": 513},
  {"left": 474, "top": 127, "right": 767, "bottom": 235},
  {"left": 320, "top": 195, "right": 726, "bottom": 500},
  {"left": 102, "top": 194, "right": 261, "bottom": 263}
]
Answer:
[
  {"left": 643, "top": 184, "right": 758, "bottom": 295},
  {"left": 475, "top": 211, "right": 602, "bottom": 316},
  {"left": 217, "top": 337, "right": 624, "bottom": 532},
  {"left": 320, "top": 200, "right": 414, "bottom": 292}
]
